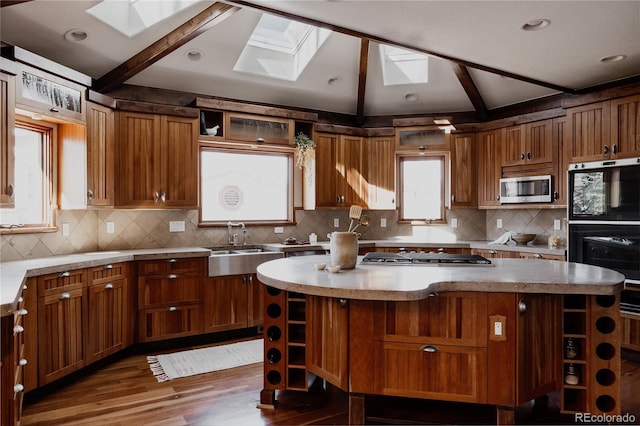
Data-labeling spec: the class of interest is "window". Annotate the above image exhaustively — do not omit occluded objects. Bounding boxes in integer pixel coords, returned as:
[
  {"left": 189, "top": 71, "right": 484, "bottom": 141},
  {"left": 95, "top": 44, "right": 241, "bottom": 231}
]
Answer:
[
  {"left": 0, "top": 119, "right": 55, "bottom": 229},
  {"left": 398, "top": 153, "right": 448, "bottom": 223},
  {"left": 200, "top": 147, "right": 293, "bottom": 224}
]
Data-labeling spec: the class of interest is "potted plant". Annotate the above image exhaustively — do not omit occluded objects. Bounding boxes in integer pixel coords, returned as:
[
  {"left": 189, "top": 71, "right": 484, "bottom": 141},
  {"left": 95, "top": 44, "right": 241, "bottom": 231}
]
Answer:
[{"left": 294, "top": 132, "right": 315, "bottom": 170}]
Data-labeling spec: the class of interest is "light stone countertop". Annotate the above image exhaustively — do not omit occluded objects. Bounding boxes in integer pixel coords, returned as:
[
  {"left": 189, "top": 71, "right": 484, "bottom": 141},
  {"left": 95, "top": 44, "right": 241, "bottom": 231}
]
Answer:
[
  {"left": 0, "top": 247, "right": 210, "bottom": 316},
  {"left": 257, "top": 255, "right": 623, "bottom": 301}
]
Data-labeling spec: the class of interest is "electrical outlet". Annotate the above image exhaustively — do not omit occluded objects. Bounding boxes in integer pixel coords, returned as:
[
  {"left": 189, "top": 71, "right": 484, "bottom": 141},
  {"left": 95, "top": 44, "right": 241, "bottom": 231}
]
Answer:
[
  {"left": 169, "top": 221, "right": 185, "bottom": 232},
  {"left": 497, "top": 218, "right": 503, "bottom": 229},
  {"left": 106, "top": 222, "right": 115, "bottom": 234},
  {"left": 62, "top": 223, "right": 70, "bottom": 236},
  {"left": 334, "top": 218, "right": 340, "bottom": 228},
  {"left": 381, "top": 218, "right": 387, "bottom": 228},
  {"left": 274, "top": 226, "right": 284, "bottom": 234},
  {"left": 494, "top": 321, "right": 503, "bottom": 336},
  {"left": 451, "top": 218, "right": 458, "bottom": 228},
  {"left": 554, "top": 219, "right": 561, "bottom": 231}
]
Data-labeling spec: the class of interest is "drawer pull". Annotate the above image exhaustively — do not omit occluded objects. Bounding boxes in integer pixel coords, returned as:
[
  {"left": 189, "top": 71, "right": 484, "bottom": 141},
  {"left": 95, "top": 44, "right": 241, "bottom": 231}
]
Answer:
[
  {"left": 18, "top": 297, "right": 23, "bottom": 303},
  {"left": 104, "top": 264, "right": 113, "bottom": 269},
  {"left": 167, "top": 258, "right": 177, "bottom": 263},
  {"left": 533, "top": 253, "right": 543, "bottom": 259},
  {"left": 19, "top": 358, "right": 28, "bottom": 366},
  {"left": 13, "top": 325, "right": 24, "bottom": 334},
  {"left": 60, "top": 292, "right": 71, "bottom": 300},
  {"left": 518, "top": 299, "right": 527, "bottom": 314},
  {"left": 59, "top": 271, "right": 71, "bottom": 278},
  {"left": 18, "top": 308, "right": 28, "bottom": 316},
  {"left": 105, "top": 283, "right": 114, "bottom": 290},
  {"left": 428, "top": 292, "right": 439, "bottom": 297},
  {"left": 14, "top": 384, "right": 24, "bottom": 393},
  {"left": 339, "top": 298, "right": 347, "bottom": 308},
  {"left": 167, "top": 274, "right": 178, "bottom": 279},
  {"left": 168, "top": 306, "right": 177, "bottom": 312},
  {"left": 420, "top": 345, "right": 439, "bottom": 353}
]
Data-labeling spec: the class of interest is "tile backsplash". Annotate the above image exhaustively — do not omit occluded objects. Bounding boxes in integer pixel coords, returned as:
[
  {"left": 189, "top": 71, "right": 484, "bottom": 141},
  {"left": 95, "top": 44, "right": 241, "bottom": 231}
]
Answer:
[{"left": 0, "top": 207, "right": 567, "bottom": 261}]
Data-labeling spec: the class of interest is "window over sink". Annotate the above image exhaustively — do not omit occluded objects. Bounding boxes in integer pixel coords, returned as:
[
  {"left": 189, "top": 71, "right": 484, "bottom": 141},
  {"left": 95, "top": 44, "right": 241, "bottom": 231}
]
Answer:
[
  {"left": 200, "top": 146, "right": 294, "bottom": 224},
  {"left": 398, "top": 153, "right": 448, "bottom": 224}
]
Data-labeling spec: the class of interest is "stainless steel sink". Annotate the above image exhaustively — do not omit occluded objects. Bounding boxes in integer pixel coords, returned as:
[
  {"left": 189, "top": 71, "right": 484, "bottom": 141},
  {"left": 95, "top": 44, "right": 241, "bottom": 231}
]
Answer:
[{"left": 207, "top": 247, "right": 283, "bottom": 276}]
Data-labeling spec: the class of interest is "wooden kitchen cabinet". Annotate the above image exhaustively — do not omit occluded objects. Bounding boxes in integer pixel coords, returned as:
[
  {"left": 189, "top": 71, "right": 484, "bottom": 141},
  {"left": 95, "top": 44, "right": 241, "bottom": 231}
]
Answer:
[
  {"left": 365, "top": 136, "right": 395, "bottom": 209},
  {"left": 0, "top": 71, "right": 15, "bottom": 208},
  {"left": 450, "top": 132, "right": 477, "bottom": 208},
  {"left": 610, "top": 94, "right": 640, "bottom": 159},
  {"left": 502, "top": 120, "right": 553, "bottom": 167},
  {"left": 314, "top": 132, "right": 366, "bottom": 208},
  {"left": 116, "top": 111, "right": 198, "bottom": 208},
  {"left": 471, "top": 248, "right": 516, "bottom": 259},
  {"left": 565, "top": 101, "right": 611, "bottom": 162},
  {"left": 553, "top": 116, "right": 568, "bottom": 206},
  {"left": 86, "top": 262, "right": 132, "bottom": 364},
  {"left": 203, "top": 273, "right": 263, "bottom": 333},
  {"left": 37, "top": 269, "right": 87, "bottom": 385},
  {"left": 477, "top": 128, "right": 503, "bottom": 208},
  {"left": 86, "top": 102, "right": 114, "bottom": 207},
  {"left": 137, "top": 257, "right": 205, "bottom": 342},
  {"left": 307, "top": 295, "right": 349, "bottom": 390},
  {"left": 395, "top": 126, "right": 449, "bottom": 151},
  {"left": 225, "top": 112, "right": 293, "bottom": 145},
  {"left": 518, "top": 251, "right": 566, "bottom": 261}
]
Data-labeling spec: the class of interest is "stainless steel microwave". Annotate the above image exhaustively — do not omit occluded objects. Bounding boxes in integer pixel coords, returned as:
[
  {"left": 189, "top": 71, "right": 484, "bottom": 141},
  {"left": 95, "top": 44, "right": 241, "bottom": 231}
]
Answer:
[{"left": 499, "top": 175, "right": 552, "bottom": 204}]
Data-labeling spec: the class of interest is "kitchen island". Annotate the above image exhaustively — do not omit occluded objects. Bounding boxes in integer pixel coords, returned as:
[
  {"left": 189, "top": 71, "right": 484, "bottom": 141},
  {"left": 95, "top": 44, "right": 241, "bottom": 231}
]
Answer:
[{"left": 256, "top": 255, "right": 625, "bottom": 425}]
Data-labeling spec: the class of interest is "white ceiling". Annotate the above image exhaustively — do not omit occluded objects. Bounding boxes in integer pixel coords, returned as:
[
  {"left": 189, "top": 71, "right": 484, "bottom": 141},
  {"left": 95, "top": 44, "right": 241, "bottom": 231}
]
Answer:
[{"left": 1, "top": 0, "right": 639, "bottom": 119}]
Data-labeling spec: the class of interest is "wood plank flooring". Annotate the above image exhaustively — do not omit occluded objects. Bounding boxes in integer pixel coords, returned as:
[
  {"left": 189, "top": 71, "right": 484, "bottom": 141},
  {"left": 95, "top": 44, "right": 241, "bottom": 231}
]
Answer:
[{"left": 20, "top": 337, "right": 640, "bottom": 425}]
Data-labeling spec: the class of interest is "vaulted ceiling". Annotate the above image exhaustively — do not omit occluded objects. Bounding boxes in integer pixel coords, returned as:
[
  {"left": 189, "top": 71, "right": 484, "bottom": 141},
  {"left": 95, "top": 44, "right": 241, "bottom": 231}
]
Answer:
[{"left": 1, "top": 0, "right": 639, "bottom": 124}]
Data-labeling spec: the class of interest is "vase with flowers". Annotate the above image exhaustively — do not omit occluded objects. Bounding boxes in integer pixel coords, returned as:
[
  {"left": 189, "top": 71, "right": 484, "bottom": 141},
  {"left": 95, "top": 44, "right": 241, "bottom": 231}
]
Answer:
[{"left": 294, "top": 132, "right": 315, "bottom": 170}]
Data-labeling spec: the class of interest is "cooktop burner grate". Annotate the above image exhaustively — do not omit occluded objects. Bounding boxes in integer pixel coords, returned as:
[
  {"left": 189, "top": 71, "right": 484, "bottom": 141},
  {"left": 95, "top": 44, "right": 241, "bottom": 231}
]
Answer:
[{"left": 361, "top": 252, "right": 492, "bottom": 265}]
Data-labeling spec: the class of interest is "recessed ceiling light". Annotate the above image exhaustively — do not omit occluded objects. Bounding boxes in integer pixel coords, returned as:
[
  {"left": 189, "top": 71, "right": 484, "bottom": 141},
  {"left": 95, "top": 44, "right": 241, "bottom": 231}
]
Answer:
[
  {"left": 64, "top": 29, "right": 88, "bottom": 43},
  {"left": 600, "top": 55, "right": 627, "bottom": 63},
  {"left": 521, "top": 19, "right": 550, "bottom": 31},
  {"left": 404, "top": 93, "right": 419, "bottom": 102},
  {"left": 327, "top": 76, "right": 342, "bottom": 86},
  {"left": 186, "top": 49, "right": 203, "bottom": 62}
]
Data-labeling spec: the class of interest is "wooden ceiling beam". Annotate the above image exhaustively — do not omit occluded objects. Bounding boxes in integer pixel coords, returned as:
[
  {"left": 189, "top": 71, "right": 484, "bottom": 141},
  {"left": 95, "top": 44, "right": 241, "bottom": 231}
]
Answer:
[
  {"left": 451, "top": 63, "right": 488, "bottom": 121},
  {"left": 356, "top": 39, "right": 370, "bottom": 125},
  {"left": 94, "top": 2, "right": 239, "bottom": 93},
  {"left": 0, "top": 1, "right": 33, "bottom": 8}
]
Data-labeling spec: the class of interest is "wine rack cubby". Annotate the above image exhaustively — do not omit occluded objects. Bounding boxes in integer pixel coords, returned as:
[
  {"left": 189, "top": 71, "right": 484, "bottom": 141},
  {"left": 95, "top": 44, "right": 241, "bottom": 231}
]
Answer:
[{"left": 561, "top": 294, "right": 621, "bottom": 415}]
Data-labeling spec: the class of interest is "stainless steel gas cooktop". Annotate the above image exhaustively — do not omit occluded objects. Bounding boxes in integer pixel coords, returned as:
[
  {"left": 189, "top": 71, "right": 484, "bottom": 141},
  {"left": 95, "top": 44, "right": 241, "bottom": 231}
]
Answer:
[{"left": 361, "top": 252, "right": 492, "bottom": 265}]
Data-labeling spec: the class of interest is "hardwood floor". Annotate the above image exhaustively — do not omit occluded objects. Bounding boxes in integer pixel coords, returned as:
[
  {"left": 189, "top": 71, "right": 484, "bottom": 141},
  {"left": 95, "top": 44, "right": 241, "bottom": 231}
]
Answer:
[{"left": 20, "top": 337, "right": 640, "bottom": 426}]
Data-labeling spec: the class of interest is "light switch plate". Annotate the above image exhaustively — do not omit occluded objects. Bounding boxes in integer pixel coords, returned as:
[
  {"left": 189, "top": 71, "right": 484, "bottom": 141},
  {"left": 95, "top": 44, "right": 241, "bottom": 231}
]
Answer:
[
  {"left": 497, "top": 219, "right": 503, "bottom": 229},
  {"left": 451, "top": 218, "right": 458, "bottom": 228},
  {"left": 334, "top": 218, "right": 340, "bottom": 228},
  {"left": 274, "top": 226, "right": 284, "bottom": 234},
  {"left": 554, "top": 219, "right": 561, "bottom": 231},
  {"left": 169, "top": 221, "right": 186, "bottom": 232},
  {"left": 381, "top": 218, "right": 387, "bottom": 228},
  {"left": 62, "top": 223, "right": 70, "bottom": 236},
  {"left": 106, "top": 222, "right": 115, "bottom": 234}
]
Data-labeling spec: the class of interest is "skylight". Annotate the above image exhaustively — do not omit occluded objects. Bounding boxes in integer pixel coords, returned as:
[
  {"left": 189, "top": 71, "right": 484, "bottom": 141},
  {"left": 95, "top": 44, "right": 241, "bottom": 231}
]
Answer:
[
  {"left": 234, "top": 14, "right": 331, "bottom": 81},
  {"left": 87, "top": 0, "right": 198, "bottom": 38},
  {"left": 379, "top": 44, "right": 429, "bottom": 86}
]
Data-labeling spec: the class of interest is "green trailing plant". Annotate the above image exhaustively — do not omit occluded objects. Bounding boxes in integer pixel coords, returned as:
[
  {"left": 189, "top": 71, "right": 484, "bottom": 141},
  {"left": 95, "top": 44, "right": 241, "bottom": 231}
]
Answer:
[{"left": 294, "top": 132, "right": 315, "bottom": 169}]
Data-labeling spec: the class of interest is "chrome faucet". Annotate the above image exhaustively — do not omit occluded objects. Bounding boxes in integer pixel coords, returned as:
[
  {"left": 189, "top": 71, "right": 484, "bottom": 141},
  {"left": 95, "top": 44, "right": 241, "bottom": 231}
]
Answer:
[{"left": 227, "top": 222, "right": 246, "bottom": 246}]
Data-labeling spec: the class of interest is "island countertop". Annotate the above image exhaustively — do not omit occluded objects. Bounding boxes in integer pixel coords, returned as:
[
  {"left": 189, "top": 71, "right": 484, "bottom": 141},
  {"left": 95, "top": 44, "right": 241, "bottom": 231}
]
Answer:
[{"left": 256, "top": 255, "right": 625, "bottom": 301}]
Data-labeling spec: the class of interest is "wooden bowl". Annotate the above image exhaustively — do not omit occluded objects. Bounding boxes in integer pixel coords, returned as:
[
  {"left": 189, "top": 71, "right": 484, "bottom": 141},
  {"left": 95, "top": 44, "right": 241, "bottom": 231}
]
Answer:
[{"left": 511, "top": 233, "right": 536, "bottom": 245}]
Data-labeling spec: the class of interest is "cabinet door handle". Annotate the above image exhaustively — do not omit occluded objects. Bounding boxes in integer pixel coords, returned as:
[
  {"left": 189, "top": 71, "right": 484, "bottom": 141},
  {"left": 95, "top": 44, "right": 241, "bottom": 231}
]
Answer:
[
  {"left": 603, "top": 145, "right": 609, "bottom": 156},
  {"left": 104, "top": 264, "right": 113, "bottom": 269},
  {"left": 520, "top": 153, "right": 525, "bottom": 160},
  {"left": 154, "top": 191, "right": 160, "bottom": 202},
  {"left": 14, "top": 384, "right": 24, "bottom": 393},
  {"left": 428, "top": 292, "right": 439, "bottom": 297},
  {"left": 167, "top": 258, "right": 177, "bottom": 263},
  {"left": 49, "top": 107, "right": 59, "bottom": 113},
  {"left": 553, "top": 191, "right": 559, "bottom": 200},
  {"left": 248, "top": 275, "right": 253, "bottom": 284},
  {"left": 160, "top": 191, "right": 166, "bottom": 203},
  {"left": 87, "top": 189, "right": 94, "bottom": 200},
  {"left": 168, "top": 306, "right": 177, "bottom": 312},
  {"left": 13, "top": 325, "right": 24, "bottom": 334},
  {"left": 18, "top": 308, "right": 28, "bottom": 316},
  {"left": 534, "top": 253, "right": 543, "bottom": 259},
  {"left": 105, "top": 283, "right": 114, "bottom": 289},
  {"left": 167, "top": 274, "right": 178, "bottom": 279},
  {"left": 451, "top": 194, "right": 455, "bottom": 202},
  {"left": 59, "top": 271, "right": 71, "bottom": 278},
  {"left": 339, "top": 298, "right": 347, "bottom": 308},
  {"left": 489, "top": 250, "right": 496, "bottom": 254},
  {"left": 612, "top": 144, "right": 617, "bottom": 154},
  {"left": 7, "top": 183, "right": 14, "bottom": 198},
  {"left": 60, "top": 292, "right": 71, "bottom": 300},
  {"left": 420, "top": 345, "right": 439, "bottom": 353},
  {"left": 518, "top": 299, "right": 527, "bottom": 314},
  {"left": 19, "top": 358, "right": 28, "bottom": 366},
  {"left": 526, "top": 151, "right": 531, "bottom": 160}
]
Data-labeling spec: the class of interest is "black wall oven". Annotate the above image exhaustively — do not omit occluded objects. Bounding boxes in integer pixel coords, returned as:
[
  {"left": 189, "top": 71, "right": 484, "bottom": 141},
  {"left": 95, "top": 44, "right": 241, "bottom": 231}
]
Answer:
[{"left": 568, "top": 157, "right": 640, "bottom": 316}]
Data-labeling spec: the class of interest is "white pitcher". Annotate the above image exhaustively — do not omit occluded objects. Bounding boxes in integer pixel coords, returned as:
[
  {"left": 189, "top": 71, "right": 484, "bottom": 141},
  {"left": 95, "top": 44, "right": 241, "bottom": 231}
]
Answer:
[{"left": 327, "top": 231, "right": 359, "bottom": 269}]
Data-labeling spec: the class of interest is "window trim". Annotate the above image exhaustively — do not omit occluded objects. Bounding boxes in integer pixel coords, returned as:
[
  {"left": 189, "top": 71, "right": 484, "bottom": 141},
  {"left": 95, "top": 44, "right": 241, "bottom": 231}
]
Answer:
[
  {"left": 0, "top": 116, "right": 57, "bottom": 233},
  {"left": 198, "top": 142, "right": 296, "bottom": 227},
  {"left": 396, "top": 151, "right": 449, "bottom": 225}
]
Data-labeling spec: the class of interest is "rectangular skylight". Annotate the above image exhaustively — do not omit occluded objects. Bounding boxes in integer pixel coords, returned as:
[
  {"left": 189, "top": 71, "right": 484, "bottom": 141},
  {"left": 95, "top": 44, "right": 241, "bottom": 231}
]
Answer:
[
  {"left": 380, "top": 44, "right": 429, "bottom": 86},
  {"left": 87, "top": 0, "right": 198, "bottom": 38}
]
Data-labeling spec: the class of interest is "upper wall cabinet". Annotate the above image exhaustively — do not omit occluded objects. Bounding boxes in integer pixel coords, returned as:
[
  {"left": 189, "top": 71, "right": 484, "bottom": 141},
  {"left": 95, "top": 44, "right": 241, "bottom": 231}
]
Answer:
[
  {"left": 502, "top": 120, "right": 553, "bottom": 167},
  {"left": 86, "top": 102, "right": 114, "bottom": 207},
  {"left": 395, "top": 126, "right": 449, "bottom": 151},
  {"left": 477, "top": 128, "right": 503, "bottom": 208},
  {"left": 115, "top": 111, "right": 199, "bottom": 208},
  {"left": 0, "top": 72, "right": 16, "bottom": 208},
  {"left": 366, "top": 136, "right": 395, "bottom": 210},
  {"left": 565, "top": 101, "right": 611, "bottom": 163},
  {"left": 450, "top": 133, "right": 477, "bottom": 208},
  {"left": 15, "top": 64, "right": 87, "bottom": 125},
  {"left": 610, "top": 94, "right": 640, "bottom": 159},
  {"left": 225, "top": 113, "right": 293, "bottom": 145}
]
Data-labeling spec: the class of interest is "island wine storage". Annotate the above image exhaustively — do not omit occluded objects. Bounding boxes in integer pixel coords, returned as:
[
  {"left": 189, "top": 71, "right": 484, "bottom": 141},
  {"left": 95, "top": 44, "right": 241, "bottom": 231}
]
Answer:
[{"left": 561, "top": 294, "right": 621, "bottom": 415}]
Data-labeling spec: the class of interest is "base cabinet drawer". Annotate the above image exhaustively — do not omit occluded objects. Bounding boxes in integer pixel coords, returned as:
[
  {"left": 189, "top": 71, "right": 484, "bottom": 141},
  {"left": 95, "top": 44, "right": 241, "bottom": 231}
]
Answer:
[
  {"left": 139, "top": 304, "right": 202, "bottom": 342},
  {"left": 373, "top": 341, "right": 487, "bottom": 403}
]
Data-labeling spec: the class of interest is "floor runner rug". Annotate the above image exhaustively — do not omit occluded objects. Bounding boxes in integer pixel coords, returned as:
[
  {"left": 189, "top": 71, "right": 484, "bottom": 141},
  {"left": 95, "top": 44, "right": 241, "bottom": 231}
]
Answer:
[{"left": 147, "top": 339, "right": 263, "bottom": 382}]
